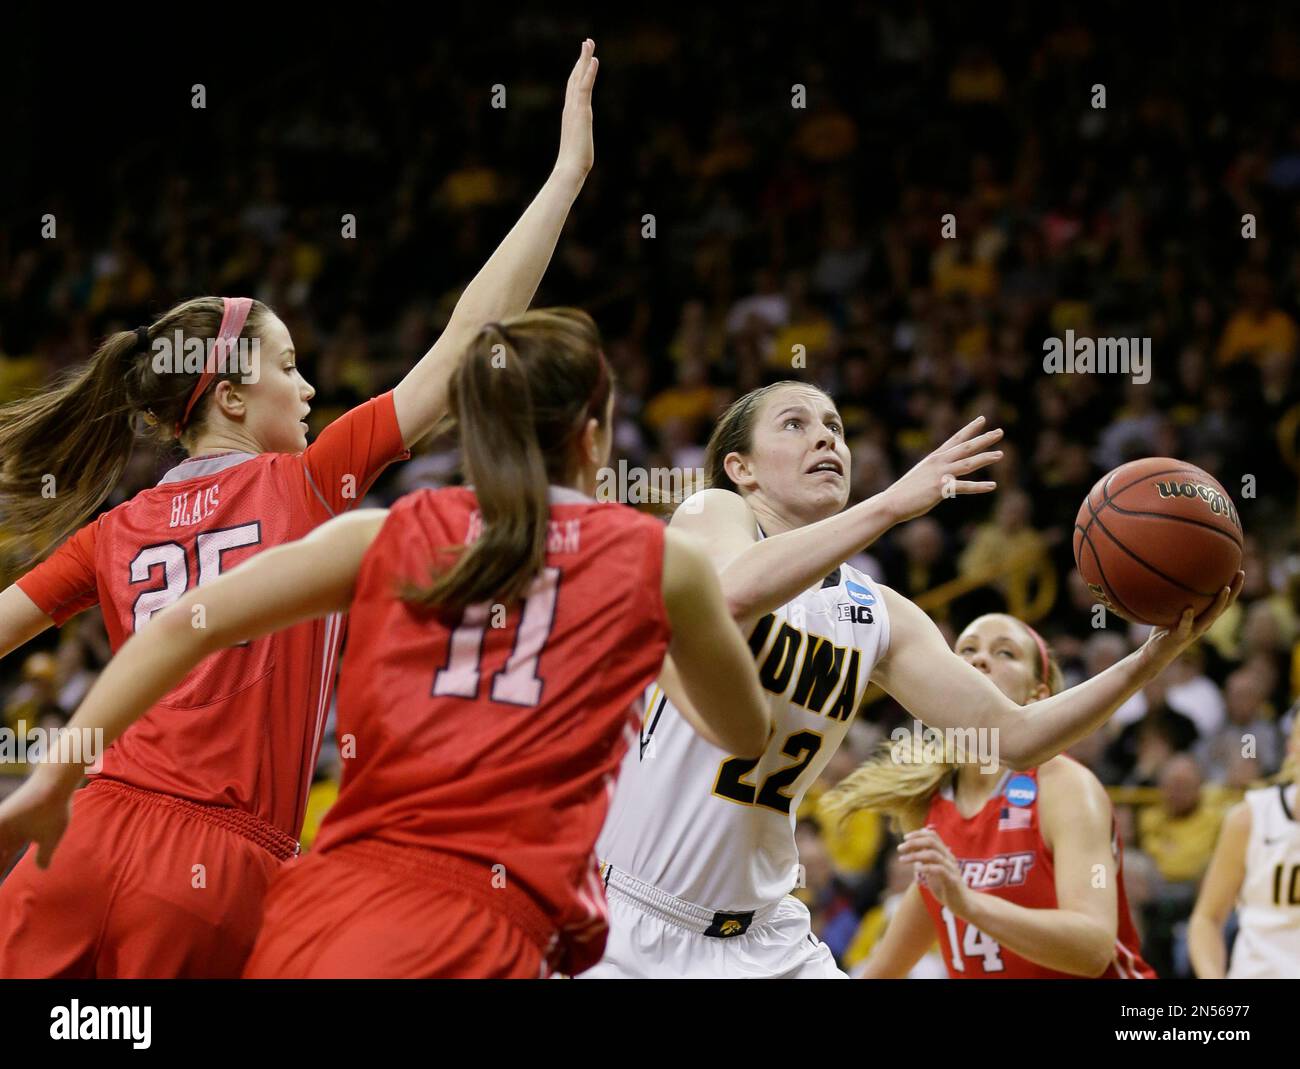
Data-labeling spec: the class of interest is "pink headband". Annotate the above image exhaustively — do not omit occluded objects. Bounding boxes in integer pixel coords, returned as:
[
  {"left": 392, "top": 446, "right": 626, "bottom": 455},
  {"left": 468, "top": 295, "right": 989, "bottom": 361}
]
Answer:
[
  {"left": 175, "top": 297, "right": 253, "bottom": 438},
  {"left": 1021, "top": 622, "right": 1052, "bottom": 687}
]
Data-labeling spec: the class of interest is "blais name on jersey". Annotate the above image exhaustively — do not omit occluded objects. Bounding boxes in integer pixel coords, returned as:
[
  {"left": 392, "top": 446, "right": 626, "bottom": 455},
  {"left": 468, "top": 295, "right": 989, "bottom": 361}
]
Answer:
[{"left": 169, "top": 485, "right": 220, "bottom": 529}]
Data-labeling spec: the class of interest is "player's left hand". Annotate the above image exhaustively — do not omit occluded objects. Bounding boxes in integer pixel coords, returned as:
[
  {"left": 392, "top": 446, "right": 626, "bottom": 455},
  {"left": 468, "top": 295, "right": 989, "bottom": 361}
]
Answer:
[
  {"left": 1140, "top": 569, "right": 1245, "bottom": 674},
  {"left": 0, "top": 769, "right": 74, "bottom": 870},
  {"left": 554, "top": 39, "right": 598, "bottom": 184},
  {"left": 882, "top": 416, "right": 1004, "bottom": 525},
  {"left": 898, "top": 826, "right": 967, "bottom": 912}
]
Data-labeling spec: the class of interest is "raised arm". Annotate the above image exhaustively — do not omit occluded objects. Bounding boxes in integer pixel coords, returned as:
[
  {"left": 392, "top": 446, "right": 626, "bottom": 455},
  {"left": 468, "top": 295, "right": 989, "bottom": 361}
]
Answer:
[
  {"left": 871, "top": 577, "right": 1242, "bottom": 770},
  {"left": 673, "top": 417, "right": 1003, "bottom": 631},
  {"left": 392, "top": 40, "right": 599, "bottom": 447},
  {"left": 0, "top": 509, "right": 388, "bottom": 868},
  {"left": 1188, "top": 801, "right": 1250, "bottom": 979},
  {"left": 0, "top": 520, "right": 101, "bottom": 658},
  {"left": 0, "top": 586, "right": 55, "bottom": 658}
]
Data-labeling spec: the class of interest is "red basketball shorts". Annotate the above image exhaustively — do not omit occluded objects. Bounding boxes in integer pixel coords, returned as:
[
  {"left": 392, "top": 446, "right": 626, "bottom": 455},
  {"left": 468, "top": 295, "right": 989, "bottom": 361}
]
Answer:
[
  {"left": 243, "top": 839, "right": 554, "bottom": 978},
  {"left": 0, "top": 777, "right": 295, "bottom": 978}
]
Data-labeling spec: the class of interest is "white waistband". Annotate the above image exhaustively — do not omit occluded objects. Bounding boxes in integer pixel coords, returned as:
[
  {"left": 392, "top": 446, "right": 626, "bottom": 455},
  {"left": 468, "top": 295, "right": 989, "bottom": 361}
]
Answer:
[{"left": 600, "top": 863, "right": 784, "bottom": 933}]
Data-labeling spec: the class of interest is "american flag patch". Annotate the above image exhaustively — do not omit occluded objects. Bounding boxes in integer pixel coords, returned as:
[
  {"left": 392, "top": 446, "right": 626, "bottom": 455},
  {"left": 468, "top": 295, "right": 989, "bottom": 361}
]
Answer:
[{"left": 998, "top": 806, "right": 1033, "bottom": 831}]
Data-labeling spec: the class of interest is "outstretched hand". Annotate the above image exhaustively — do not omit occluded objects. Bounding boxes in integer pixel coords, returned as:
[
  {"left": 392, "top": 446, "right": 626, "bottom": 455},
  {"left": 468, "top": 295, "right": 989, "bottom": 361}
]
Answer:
[
  {"left": 883, "top": 416, "right": 1004, "bottom": 525},
  {"left": 1141, "top": 570, "right": 1245, "bottom": 672},
  {"left": 555, "top": 39, "right": 599, "bottom": 184}
]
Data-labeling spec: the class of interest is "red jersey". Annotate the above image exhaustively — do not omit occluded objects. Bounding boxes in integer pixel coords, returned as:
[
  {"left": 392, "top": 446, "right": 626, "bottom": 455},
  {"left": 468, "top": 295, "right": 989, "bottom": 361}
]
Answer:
[
  {"left": 918, "top": 761, "right": 1154, "bottom": 979},
  {"left": 16, "top": 393, "right": 408, "bottom": 837},
  {"left": 313, "top": 486, "right": 671, "bottom": 975}
]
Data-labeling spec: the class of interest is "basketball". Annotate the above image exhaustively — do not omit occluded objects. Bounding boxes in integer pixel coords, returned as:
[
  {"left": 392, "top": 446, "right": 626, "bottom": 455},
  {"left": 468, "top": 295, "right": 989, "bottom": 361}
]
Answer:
[{"left": 1073, "top": 458, "right": 1243, "bottom": 628}]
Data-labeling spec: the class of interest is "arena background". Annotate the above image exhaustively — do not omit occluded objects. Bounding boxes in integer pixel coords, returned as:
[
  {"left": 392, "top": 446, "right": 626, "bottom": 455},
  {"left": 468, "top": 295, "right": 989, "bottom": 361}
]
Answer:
[{"left": 3, "top": 3, "right": 1299, "bottom": 977}]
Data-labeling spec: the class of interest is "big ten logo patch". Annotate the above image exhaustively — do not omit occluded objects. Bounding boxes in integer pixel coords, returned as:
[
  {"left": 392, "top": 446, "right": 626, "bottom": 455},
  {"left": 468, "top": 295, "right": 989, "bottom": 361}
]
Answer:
[{"left": 836, "top": 580, "right": 875, "bottom": 625}]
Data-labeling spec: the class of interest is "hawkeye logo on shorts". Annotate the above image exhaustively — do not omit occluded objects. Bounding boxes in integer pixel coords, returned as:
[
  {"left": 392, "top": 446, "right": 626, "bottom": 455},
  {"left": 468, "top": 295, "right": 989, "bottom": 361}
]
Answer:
[{"left": 704, "top": 911, "right": 754, "bottom": 938}]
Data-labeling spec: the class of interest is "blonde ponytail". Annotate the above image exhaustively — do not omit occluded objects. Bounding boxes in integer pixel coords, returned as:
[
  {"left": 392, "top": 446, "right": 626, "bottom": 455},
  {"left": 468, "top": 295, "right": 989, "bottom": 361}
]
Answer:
[{"left": 820, "top": 738, "right": 958, "bottom": 830}]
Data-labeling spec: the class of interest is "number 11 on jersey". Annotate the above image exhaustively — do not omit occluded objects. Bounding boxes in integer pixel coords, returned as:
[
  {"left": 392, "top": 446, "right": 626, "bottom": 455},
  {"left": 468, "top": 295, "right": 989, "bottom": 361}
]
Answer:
[{"left": 432, "top": 567, "right": 562, "bottom": 708}]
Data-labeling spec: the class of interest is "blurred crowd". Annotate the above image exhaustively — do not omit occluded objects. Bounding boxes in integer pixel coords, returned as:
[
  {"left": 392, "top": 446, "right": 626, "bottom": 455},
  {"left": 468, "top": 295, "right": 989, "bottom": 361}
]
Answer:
[{"left": 4, "top": 4, "right": 1300, "bottom": 976}]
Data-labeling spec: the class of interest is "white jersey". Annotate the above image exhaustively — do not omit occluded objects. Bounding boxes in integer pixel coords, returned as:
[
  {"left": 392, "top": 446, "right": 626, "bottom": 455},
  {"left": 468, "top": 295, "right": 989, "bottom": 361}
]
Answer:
[
  {"left": 597, "top": 561, "right": 889, "bottom": 912},
  {"left": 1227, "top": 782, "right": 1300, "bottom": 979}
]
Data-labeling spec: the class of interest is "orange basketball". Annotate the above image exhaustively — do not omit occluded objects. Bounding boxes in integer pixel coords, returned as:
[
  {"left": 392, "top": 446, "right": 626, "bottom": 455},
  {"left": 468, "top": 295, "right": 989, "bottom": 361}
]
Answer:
[{"left": 1073, "top": 457, "right": 1243, "bottom": 627}]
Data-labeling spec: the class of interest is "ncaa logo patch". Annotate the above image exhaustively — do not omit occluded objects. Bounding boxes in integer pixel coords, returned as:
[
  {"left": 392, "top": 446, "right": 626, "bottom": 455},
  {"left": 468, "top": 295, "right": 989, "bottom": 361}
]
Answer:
[
  {"left": 1005, "top": 775, "right": 1037, "bottom": 807},
  {"left": 845, "top": 580, "right": 875, "bottom": 607}
]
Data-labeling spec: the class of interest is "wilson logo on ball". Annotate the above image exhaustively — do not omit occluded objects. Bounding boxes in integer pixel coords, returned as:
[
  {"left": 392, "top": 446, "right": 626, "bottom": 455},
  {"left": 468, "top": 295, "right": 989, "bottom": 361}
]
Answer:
[{"left": 1153, "top": 479, "right": 1241, "bottom": 530}]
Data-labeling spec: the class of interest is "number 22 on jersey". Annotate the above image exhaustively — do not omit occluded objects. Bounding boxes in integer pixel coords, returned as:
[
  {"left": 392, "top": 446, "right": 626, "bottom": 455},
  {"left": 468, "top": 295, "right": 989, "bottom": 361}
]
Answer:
[{"left": 712, "top": 730, "right": 825, "bottom": 815}]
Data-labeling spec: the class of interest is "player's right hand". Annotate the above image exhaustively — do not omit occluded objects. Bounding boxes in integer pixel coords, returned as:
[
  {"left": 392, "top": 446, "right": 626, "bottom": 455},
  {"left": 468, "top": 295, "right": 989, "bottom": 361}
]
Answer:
[
  {"left": 882, "top": 415, "right": 1004, "bottom": 525},
  {"left": 0, "top": 769, "right": 74, "bottom": 870},
  {"left": 898, "top": 826, "right": 968, "bottom": 913},
  {"left": 554, "top": 39, "right": 598, "bottom": 184}
]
